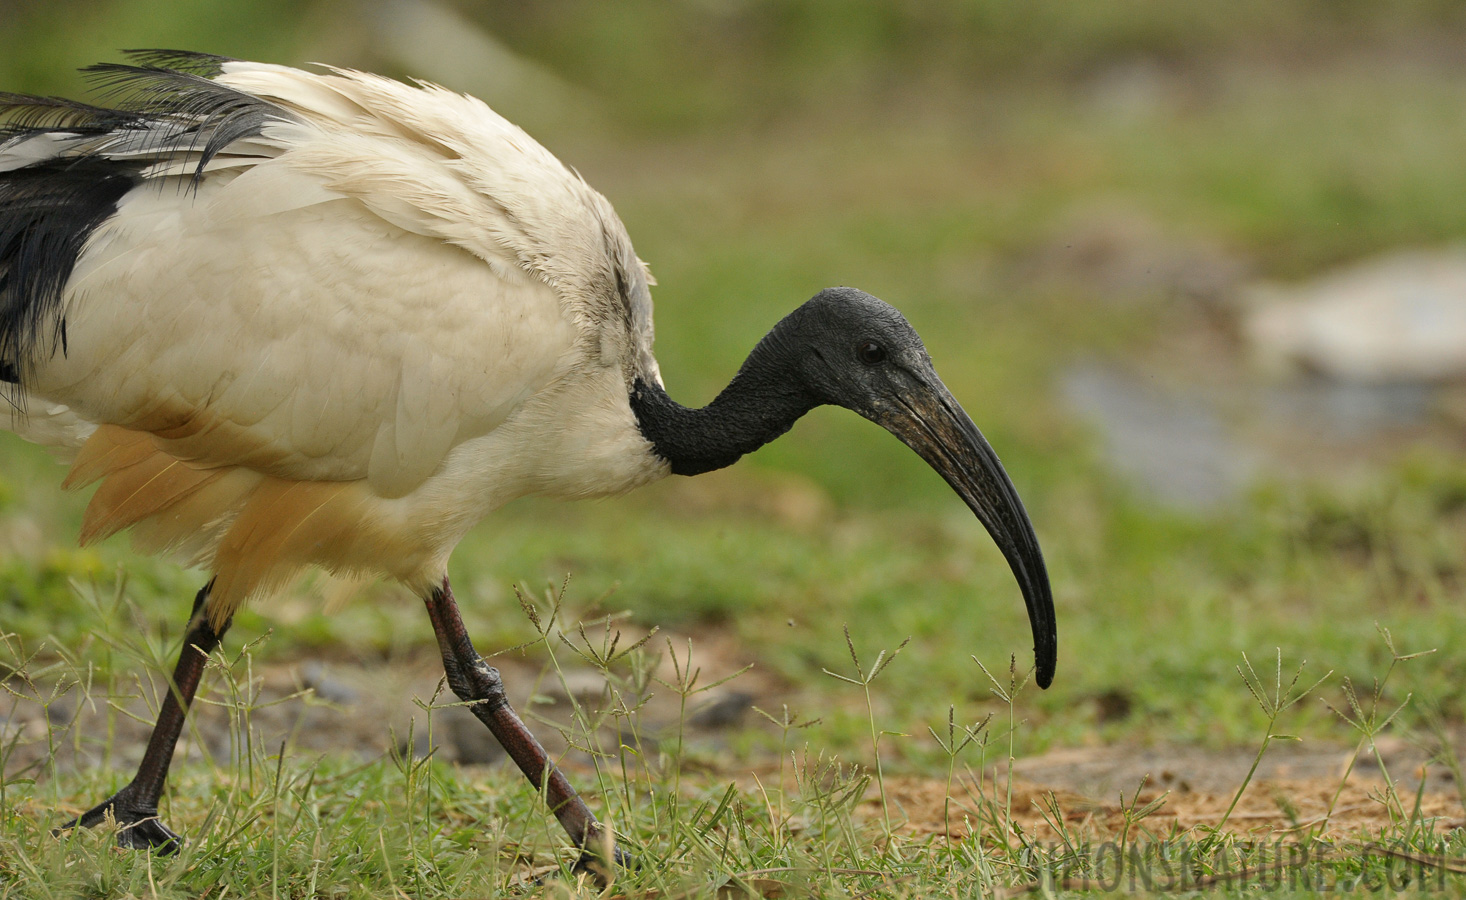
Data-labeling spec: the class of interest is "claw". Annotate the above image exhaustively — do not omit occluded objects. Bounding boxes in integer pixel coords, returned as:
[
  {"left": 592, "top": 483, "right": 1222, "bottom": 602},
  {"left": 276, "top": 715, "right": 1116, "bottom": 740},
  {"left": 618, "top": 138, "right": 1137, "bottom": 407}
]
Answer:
[
  {"left": 56, "top": 787, "right": 183, "bottom": 854},
  {"left": 578, "top": 842, "right": 636, "bottom": 883},
  {"left": 114, "top": 815, "right": 182, "bottom": 853}
]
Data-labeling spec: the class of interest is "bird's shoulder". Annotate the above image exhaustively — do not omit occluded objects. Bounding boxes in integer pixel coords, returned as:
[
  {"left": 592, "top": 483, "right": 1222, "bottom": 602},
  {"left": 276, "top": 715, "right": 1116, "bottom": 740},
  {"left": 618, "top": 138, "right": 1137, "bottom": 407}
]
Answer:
[
  {"left": 2, "top": 56, "right": 658, "bottom": 497},
  {"left": 218, "top": 62, "right": 660, "bottom": 378}
]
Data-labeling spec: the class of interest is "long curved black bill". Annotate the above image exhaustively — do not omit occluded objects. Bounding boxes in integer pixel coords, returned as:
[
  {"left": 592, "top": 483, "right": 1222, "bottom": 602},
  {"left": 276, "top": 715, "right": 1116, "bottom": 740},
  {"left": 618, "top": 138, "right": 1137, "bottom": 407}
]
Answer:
[{"left": 868, "top": 374, "right": 1056, "bottom": 688}]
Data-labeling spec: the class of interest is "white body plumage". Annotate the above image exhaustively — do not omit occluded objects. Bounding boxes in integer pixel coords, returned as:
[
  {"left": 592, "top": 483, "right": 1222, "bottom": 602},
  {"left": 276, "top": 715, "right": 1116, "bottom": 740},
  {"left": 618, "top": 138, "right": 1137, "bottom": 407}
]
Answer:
[{"left": 2, "top": 60, "right": 668, "bottom": 620}]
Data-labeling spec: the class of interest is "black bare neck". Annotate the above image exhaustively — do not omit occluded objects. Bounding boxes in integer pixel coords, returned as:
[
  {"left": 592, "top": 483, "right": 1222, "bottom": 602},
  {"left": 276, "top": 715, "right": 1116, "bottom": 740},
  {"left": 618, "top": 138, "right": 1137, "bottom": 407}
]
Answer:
[{"left": 630, "top": 327, "right": 818, "bottom": 476}]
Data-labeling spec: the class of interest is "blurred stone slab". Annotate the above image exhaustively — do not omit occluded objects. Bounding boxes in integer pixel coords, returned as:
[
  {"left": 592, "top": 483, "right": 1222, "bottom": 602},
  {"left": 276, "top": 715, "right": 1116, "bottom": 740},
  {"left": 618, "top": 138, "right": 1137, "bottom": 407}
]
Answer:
[
  {"left": 1246, "top": 248, "right": 1466, "bottom": 382},
  {"left": 1258, "top": 378, "right": 1433, "bottom": 440},
  {"left": 1061, "top": 362, "right": 1259, "bottom": 512},
  {"left": 1061, "top": 360, "right": 1438, "bottom": 511}
]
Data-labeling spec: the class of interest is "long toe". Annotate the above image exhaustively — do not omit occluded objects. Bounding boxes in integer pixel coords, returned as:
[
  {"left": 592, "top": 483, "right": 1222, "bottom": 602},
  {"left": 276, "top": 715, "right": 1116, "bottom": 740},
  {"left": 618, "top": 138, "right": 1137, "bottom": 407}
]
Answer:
[
  {"left": 57, "top": 789, "right": 182, "bottom": 854},
  {"left": 574, "top": 843, "right": 635, "bottom": 885},
  {"left": 115, "top": 816, "right": 182, "bottom": 854}
]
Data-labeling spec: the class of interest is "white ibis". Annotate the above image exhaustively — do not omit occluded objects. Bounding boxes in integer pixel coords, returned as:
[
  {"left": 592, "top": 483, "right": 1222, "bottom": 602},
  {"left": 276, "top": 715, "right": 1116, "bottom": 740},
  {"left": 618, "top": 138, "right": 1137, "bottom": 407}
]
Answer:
[{"left": 1, "top": 51, "right": 1054, "bottom": 869}]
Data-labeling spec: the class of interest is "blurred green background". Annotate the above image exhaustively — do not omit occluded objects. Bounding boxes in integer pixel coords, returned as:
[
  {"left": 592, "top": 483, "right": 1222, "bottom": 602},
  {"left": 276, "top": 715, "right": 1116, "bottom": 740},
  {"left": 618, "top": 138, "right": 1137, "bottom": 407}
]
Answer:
[{"left": 5, "top": 0, "right": 1466, "bottom": 761}]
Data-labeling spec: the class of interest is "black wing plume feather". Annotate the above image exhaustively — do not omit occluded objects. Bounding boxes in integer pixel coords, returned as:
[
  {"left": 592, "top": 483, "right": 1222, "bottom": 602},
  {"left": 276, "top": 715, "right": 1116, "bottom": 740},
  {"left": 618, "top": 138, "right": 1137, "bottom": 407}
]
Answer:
[{"left": 0, "top": 51, "right": 294, "bottom": 398}]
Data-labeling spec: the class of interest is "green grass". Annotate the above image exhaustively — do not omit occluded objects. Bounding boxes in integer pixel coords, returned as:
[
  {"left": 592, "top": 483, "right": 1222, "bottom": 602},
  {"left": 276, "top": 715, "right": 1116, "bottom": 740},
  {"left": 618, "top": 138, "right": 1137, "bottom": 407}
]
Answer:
[{"left": 4, "top": 598, "right": 1464, "bottom": 898}]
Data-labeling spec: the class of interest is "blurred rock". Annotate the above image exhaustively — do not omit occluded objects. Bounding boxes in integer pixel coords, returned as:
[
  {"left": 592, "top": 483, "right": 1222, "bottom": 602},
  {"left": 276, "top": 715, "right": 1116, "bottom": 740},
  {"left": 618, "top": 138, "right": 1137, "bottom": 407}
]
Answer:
[
  {"left": 1352, "top": 735, "right": 1414, "bottom": 773},
  {"left": 1061, "top": 362, "right": 1258, "bottom": 511},
  {"left": 542, "top": 668, "right": 609, "bottom": 704},
  {"left": 1085, "top": 58, "right": 1173, "bottom": 121},
  {"left": 615, "top": 725, "right": 659, "bottom": 755},
  {"left": 687, "top": 690, "right": 754, "bottom": 730},
  {"left": 1091, "top": 688, "right": 1133, "bottom": 724},
  {"left": 444, "top": 706, "right": 505, "bottom": 765},
  {"left": 301, "top": 662, "right": 359, "bottom": 706},
  {"left": 44, "top": 699, "right": 72, "bottom": 725},
  {"left": 396, "top": 724, "right": 435, "bottom": 761},
  {"left": 1245, "top": 248, "right": 1466, "bottom": 383},
  {"left": 1022, "top": 204, "right": 1248, "bottom": 307},
  {"left": 1260, "top": 378, "right": 1433, "bottom": 439}
]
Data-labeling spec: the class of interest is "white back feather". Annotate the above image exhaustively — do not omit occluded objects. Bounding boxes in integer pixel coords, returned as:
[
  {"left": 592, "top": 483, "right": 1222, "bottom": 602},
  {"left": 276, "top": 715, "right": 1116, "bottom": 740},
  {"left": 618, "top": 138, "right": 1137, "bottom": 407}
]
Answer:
[{"left": 23, "top": 62, "right": 656, "bottom": 500}]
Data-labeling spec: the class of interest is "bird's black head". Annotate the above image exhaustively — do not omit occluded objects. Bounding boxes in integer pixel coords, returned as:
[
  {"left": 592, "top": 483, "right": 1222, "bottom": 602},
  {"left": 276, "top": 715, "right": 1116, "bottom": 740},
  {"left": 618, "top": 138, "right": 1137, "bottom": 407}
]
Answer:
[
  {"left": 774, "top": 287, "right": 939, "bottom": 413},
  {"left": 631, "top": 286, "right": 1057, "bottom": 687}
]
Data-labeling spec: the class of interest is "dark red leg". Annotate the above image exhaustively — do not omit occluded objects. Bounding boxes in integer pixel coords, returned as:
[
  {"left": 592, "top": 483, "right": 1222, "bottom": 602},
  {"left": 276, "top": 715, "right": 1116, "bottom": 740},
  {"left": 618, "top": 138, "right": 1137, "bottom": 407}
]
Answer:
[
  {"left": 423, "top": 577, "right": 623, "bottom": 873},
  {"left": 57, "top": 579, "right": 230, "bottom": 852}
]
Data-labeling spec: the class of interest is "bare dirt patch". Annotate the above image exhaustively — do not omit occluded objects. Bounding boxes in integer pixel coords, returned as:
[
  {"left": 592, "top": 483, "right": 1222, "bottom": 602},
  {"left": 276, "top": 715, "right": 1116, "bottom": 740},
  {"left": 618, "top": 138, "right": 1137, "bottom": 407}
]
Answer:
[
  {"left": 876, "top": 741, "right": 1466, "bottom": 842},
  {"left": 870, "top": 772, "right": 1462, "bottom": 844},
  {"left": 8, "top": 652, "right": 1463, "bottom": 842}
]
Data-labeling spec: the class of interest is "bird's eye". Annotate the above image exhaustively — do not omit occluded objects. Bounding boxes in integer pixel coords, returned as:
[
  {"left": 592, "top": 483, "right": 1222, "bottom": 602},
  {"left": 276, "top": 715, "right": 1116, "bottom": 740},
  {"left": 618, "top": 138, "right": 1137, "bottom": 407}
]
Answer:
[{"left": 856, "top": 341, "right": 887, "bottom": 365}]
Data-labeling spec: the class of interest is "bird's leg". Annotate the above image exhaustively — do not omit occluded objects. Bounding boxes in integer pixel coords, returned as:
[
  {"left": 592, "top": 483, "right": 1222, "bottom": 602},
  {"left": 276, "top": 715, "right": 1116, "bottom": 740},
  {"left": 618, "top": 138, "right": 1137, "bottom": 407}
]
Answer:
[
  {"left": 58, "top": 579, "right": 230, "bottom": 852},
  {"left": 423, "top": 577, "right": 624, "bottom": 876}
]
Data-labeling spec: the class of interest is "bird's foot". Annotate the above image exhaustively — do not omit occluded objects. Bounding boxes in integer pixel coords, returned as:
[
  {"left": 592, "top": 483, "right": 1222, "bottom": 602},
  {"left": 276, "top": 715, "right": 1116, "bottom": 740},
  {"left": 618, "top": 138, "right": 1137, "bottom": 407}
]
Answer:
[
  {"left": 573, "top": 842, "right": 635, "bottom": 885},
  {"left": 55, "top": 786, "right": 182, "bottom": 853}
]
